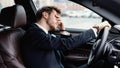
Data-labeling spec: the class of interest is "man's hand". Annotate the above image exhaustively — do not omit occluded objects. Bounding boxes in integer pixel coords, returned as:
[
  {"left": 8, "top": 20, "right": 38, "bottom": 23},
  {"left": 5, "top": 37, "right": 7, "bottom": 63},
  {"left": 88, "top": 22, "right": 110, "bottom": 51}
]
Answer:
[
  {"left": 57, "top": 20, "right": 71, "bottom": 36},
  {"left": 98, "top": 21, "right": 111, "bottom": 30},
  {"left": 93, "top": 21, "right": 111, "bottom": 32},
  {"left": 58, "top": 21, "right": 65, "bottom": 30}
]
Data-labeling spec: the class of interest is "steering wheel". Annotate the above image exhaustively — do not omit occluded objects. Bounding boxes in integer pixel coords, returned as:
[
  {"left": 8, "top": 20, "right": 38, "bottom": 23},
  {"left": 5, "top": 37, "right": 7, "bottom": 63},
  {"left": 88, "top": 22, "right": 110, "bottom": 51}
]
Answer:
[{"left": 87, "top": 27, "right": 110, "bottom": 66}]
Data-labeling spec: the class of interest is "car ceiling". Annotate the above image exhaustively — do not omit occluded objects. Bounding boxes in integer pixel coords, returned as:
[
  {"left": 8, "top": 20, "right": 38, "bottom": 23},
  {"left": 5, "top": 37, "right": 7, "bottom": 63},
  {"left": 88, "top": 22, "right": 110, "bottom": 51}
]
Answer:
[
  {"left": 70, "top": 0, "right": 120, "bottom": 17},
  {"left": 70, "top": 0, "right": 120, "bottom": 25}
]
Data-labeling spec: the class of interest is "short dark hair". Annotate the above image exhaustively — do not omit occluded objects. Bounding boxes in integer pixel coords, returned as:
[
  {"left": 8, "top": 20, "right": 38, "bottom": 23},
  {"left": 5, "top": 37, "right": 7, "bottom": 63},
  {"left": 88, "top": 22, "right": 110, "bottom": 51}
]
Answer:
[{"left": 36, "top": 6, "right": 61, "bottom": 22}]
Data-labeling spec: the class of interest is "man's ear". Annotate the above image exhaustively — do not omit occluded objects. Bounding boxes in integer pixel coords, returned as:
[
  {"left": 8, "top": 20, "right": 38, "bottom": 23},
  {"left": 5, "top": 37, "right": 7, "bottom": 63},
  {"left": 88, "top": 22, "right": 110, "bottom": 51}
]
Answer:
[{"left": 42, "top": 12, "right": 48, "bottom": 19}]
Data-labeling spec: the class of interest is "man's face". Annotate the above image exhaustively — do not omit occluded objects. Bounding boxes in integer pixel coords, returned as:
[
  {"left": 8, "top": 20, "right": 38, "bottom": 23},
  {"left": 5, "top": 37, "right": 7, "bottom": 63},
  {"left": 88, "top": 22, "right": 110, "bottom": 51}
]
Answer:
[{"left": 47, "top": 10, "right": 61, "bottom": 31}]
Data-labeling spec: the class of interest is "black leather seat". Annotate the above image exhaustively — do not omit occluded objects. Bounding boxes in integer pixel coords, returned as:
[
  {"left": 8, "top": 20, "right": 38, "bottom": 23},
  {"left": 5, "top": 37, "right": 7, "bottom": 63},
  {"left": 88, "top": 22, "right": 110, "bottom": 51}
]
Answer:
[{"left": 0, "top": 5, "right": 26, "bottom": 68}]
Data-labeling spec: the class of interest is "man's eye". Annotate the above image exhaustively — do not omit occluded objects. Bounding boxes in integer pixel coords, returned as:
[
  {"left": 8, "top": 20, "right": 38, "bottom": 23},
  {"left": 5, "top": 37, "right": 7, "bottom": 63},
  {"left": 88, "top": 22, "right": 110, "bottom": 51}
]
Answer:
[
  {"left": 55, "top": 15, "right": 57, "bottom": 17},
  {"left": 55, "top": 16, "right": 57, "bottom": 17}
]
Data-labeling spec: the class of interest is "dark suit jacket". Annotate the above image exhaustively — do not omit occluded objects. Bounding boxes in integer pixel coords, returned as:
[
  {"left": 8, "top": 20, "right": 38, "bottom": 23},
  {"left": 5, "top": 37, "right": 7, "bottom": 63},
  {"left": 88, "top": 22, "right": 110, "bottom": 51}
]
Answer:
[{"left": 21, "top": 23, "right": 96, "bottom": 68}]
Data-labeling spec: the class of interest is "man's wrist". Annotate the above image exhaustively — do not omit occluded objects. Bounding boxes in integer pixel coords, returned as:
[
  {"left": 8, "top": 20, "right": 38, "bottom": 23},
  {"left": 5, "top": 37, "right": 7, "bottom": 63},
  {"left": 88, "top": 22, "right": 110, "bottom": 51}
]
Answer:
[
  {"left": 59, "top": 30, "right": 65, "bottom": 31},
  {"left": 60, "top": 30, "right": 71, "bottom": 37},
  {"left": 93, "top": 25, "right": 99, "bottom": 34}
]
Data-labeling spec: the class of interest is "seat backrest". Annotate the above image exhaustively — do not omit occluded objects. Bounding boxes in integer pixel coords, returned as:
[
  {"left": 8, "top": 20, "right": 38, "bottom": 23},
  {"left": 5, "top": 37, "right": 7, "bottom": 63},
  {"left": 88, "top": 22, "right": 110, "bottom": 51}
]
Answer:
[{"left": 0, "top": 5, "right": 26, "bottom": 68}]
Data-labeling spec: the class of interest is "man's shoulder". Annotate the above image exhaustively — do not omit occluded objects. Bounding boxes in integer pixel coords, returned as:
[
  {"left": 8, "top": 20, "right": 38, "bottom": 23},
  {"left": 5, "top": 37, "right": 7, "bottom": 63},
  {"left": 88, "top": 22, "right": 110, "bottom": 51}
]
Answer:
[
  {"left": 26, "top": 23, "right": 42, "bottom": 31},
  {"left": 23, "top": 23, "right": 47, "bottom": 38}
]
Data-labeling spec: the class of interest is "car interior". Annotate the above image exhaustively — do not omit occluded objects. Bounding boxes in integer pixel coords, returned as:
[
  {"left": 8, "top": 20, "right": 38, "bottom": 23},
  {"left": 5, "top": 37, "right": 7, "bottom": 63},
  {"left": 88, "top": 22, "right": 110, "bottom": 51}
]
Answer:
[
  {"left": 0, "top": 5, "right": 26, "bottom": 68},
  {"left": 0, "top": 0, "right": 120, "bottom": 68}
]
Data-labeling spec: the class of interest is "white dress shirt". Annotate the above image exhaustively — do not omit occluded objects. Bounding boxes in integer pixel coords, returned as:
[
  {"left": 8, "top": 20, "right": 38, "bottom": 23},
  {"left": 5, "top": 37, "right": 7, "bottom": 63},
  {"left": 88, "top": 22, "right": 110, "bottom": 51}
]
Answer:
[{"left": 35, "top": 23, "right": 48, "bottom": 34}]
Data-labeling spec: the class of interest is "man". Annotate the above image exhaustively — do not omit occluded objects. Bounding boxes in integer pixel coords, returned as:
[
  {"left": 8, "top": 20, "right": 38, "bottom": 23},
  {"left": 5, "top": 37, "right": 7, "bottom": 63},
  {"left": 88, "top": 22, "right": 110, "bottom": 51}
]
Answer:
[{"left": 21, "top": 6, "right": 111, "bottom": 68}]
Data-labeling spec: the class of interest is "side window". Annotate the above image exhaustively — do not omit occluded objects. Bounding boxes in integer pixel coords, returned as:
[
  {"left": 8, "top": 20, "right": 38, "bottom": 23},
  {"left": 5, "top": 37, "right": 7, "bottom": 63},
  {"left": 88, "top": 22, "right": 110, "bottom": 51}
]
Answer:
[
  {"left": 0, "top": 0, "right": 15, "bottom": 12},
  {"left": 0, "top": 4, "right": 2, "bottom": 12},
  {"left": 33, "top": 0, "right": 102, "bottom": 30}
]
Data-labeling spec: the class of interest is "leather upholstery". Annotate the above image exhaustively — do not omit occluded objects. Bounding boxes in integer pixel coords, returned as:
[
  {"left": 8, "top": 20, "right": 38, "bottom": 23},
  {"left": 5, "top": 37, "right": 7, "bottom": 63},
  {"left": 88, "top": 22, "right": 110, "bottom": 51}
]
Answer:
[
  {"left": 0, "top": 5, "right": 26, "bottom": 68},
  {"left": 0, "top": 28, "right": 25, "bottom": 68}
]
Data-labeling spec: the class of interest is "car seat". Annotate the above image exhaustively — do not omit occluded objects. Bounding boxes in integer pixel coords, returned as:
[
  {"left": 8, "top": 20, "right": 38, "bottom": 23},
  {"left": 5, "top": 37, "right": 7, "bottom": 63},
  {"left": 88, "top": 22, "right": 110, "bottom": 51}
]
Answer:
[{"left": 0, "top": 5, "right": 26, "bottom": 68}]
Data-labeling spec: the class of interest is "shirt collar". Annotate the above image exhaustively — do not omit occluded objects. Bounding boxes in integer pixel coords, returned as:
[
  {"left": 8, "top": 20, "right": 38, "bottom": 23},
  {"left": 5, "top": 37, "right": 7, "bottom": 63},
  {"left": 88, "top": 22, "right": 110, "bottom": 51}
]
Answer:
[{"left": 35, "top": 23, "right": 48, "bottom": 34}]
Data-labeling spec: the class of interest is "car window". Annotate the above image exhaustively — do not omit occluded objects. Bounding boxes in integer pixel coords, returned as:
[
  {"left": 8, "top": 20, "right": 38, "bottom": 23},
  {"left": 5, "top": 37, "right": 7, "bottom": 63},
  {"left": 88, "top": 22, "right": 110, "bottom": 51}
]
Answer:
[
  {"left": 0, "top": 0, "right": 15, "bottom": 12},
  {"left": 33, "top": 0, "right": 102, "bottom": 29}
]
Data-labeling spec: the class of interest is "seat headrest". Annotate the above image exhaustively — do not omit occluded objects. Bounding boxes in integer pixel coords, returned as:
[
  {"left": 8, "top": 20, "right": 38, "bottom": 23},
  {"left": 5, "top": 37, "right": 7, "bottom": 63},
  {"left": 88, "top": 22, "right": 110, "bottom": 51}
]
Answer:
[{"left": 0, "top": 5, "right": 26, "bottom": 28}]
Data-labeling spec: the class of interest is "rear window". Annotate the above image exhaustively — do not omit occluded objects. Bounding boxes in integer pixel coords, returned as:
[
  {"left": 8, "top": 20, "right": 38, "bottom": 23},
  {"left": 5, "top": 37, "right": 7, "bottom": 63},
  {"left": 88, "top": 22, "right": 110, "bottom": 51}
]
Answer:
[
  {"left": 0, "top": 0, "right": 15, "bottom": 26},
  {"left": 0, "top": 0, "right": 15, "bottom": 12}
]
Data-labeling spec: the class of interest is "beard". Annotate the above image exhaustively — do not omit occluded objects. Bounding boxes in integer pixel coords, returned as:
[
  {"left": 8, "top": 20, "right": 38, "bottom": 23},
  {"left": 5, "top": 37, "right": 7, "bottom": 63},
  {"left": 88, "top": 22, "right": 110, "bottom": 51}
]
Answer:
[{"left": 46, "top": 21, "right": 58, "bottom": 31}]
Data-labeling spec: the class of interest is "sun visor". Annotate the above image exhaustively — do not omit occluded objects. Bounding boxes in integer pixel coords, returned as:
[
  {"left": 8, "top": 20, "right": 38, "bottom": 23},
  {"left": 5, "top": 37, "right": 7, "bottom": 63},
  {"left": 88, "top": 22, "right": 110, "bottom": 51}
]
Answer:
[{"left": 93, "top": 0, "right": 120, "bottom": 17}]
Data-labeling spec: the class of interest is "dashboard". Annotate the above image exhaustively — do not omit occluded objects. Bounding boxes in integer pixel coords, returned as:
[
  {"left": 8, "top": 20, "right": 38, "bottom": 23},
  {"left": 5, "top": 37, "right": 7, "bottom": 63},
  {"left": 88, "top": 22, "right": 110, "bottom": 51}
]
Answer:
[
  {"left": 108, "top": 25, "right": 120, "bottom": 49},
  {"left": 64, "top": 25, "right": 120, "bottom": 63}
]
